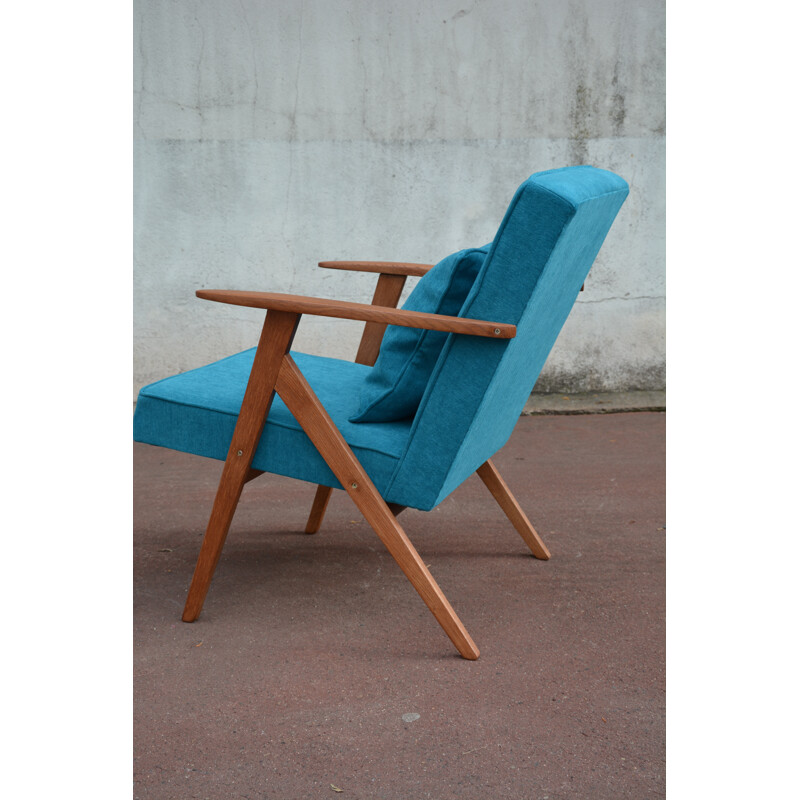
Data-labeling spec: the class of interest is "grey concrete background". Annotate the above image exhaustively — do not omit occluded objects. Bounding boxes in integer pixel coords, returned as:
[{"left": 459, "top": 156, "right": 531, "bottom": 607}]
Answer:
[{"left": 134, "top": 0, "right": 665, "bottom": 398}]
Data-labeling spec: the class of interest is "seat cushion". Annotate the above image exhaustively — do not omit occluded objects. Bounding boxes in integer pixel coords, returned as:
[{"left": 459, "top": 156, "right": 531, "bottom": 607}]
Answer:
[
  {"left": 349, "top": 245, "right": 489, "bottom": 423},
  {"left": 133, "top": 350, "right": 414, "bottom": 495}
]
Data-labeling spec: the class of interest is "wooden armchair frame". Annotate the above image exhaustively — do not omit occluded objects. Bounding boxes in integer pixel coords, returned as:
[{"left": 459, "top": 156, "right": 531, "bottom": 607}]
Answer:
[{"left": 182, "top": 262, "right": 550, "bottom": 661}]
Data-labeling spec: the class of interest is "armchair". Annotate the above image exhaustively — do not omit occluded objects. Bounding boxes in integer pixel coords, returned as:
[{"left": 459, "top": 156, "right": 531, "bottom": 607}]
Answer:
[{"left": 133, "top": 165, "right": 629, "bottom": 659}]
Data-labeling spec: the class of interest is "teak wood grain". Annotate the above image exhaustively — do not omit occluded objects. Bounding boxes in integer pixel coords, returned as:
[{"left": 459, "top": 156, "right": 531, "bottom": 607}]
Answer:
[
  {"left": 304, "top": 484, "right": 334, "bottom": 534},
  {"left": 276, "top": 354, "right": 480, "bottom": 660},
  {"left": 477, "top": 459, "right": 551, "bottom": 560},
  {"left": 318, "top": 261, "right": 434, "bottom": 277},
  {"left": 181, "top": 310, "right": 300, "bottom": 622},
  {"left": 196, "top": 290, "right": 515, "bottom": 339},
  {"left": 355, "top": 272, "right": 408, "bottom": 366}
]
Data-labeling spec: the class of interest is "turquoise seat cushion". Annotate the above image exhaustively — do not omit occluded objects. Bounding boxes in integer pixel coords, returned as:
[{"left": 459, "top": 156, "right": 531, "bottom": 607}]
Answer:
[
  {"left": 349, "top": 245, "right": 489, "bottom": 423},
  {"left": 133, "top": 350, "right": 413, "bottom": 496}
]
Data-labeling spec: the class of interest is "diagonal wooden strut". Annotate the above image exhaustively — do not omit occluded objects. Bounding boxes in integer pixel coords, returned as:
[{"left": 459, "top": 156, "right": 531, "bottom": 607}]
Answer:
[
  {"left": 305, "top": 272, "right": 407, "bottom": 533},
  {"left": 476, "top": 459, "right": 551, "bottom": 560},
  {"left": 181, "top": 310, "right": 300, "bottom": 622},
  {"left": 276, "top": 354, "right": 479, "bottom": 660}
]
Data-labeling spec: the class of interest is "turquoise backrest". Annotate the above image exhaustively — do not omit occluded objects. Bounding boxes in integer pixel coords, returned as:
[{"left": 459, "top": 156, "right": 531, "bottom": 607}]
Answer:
[{"left": 383, "top": 166, "right": 629, "bottom": 510}]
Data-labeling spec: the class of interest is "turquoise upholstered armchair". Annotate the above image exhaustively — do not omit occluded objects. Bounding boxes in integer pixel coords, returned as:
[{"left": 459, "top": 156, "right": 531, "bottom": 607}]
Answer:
[{"left": 134, "top": 165, "right": 629, "bottom": 659}]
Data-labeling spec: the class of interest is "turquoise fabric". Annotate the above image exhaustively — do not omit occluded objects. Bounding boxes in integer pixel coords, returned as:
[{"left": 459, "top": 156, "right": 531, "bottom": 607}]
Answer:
[
  {"left": 133, "top": 166, "right": 629, "bottom": 513},
  {"left": 133, "top": 351, "right": 412, "bottom": 495},
  {"left": 385, "top": 166, "right": 630, "bottom": 509},
  {"left": 349, "top": 245, "right": 489, "bottom": 422}
]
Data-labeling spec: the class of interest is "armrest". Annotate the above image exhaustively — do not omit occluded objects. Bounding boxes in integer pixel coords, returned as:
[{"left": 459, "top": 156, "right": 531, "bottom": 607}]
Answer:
[
  {"left": 318, "top": 261, "right": 434, "bottom": 277},
  {"left": 196, "top": 289, "right": 515, "bottom": 339}
]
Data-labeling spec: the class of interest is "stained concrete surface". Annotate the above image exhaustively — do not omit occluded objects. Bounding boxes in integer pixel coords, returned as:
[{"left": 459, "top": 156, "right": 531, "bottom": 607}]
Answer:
[
  {"left": 134, "top": 0, "right": 666, "bottom": 397},
  {"left": 134, "top": 412, "right": 665, "bottom": 798}
]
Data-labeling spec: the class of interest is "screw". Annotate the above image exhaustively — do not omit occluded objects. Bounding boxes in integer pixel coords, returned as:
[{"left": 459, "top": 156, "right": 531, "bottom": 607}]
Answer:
[
  {"left": 351, "top": 482, "right": 358, "bottom": 489},
  {"left": 494, "top": 328, "right": 501, "bottom": 335},
  {"left": 237, "top": 450, "right": 243, "bottom": 456}
]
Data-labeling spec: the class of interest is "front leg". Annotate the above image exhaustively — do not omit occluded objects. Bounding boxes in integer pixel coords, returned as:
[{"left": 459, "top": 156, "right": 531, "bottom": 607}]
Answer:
[{"left": 182, "top": 310, "right": 301, "bottom": 621}]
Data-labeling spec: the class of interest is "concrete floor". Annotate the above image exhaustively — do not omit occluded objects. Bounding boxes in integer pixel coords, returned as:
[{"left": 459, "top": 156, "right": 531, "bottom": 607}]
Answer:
[{"left": 134, "top": 411, "right": 665, "bottom": 799}]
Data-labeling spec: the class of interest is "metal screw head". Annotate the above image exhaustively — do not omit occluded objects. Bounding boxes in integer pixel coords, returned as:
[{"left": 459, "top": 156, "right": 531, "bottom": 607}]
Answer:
[
  {"left": 494, "top": 328, "right": 501, "bottom": 335},
  {"left": 351, "top": 482, "right": 358, "bottom": 489},
  {"left": 237, "top": 450, "right": 243, "bottom": 456}
]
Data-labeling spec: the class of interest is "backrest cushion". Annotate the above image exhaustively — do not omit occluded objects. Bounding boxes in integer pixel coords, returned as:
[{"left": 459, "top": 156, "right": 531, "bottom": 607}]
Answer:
[
  {"left": 383, "top": 166, "right": 630, "bottom": 510},
  {"left": 349, "top": 245, "right": 489, "bottom": 423}
]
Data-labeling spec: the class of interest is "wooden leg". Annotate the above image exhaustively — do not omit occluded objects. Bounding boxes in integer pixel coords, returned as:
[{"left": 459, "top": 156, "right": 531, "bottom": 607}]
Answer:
[
  {"left": 476, "top": 460, "right": 551, "bottom": 560},
  {"left": 305, "top": 490, "right": 404, "bottom": 533},
  {"left": 277, "top": 355, "right": 480, "bottom": 660},
  {"left": 355, "top": 273, "right": 407, "bottom": 365},
  {"left": 305, "top": 485, "right": 333, "bottom": 533},
  {"left": 181, "top": 310, "right": 301, "bottom": 622}
]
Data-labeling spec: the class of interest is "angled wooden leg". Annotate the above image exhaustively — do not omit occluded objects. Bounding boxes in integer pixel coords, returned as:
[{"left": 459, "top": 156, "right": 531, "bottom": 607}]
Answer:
[
  {"left": 305, "top": 491, "right": 404, "bottom": 533},
  {"left": 277, "top": 355, "right": 479, "bottom": 660},
  {"left": 355, "top": 273, "right": 407, "bottom": 364},
  {"left": 181, "top": 310, "right": 301, "bottom": 622},
  {"left": 305, "top": 485, "right": 333, "bottom": 533},
  {"left": 305, "top": 272, "right": 407, "bottom": 533},
  {"left": 476, "top": 460, "right": 551, "bottom": 560}
]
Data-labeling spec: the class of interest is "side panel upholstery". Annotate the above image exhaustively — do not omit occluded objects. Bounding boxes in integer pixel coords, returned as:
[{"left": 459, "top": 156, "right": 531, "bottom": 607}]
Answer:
[{"left": 384, "top": 166, "right": 629, "bottom": 510}]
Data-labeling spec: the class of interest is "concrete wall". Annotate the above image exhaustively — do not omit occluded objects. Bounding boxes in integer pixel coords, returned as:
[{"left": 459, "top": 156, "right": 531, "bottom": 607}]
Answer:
[{"left": 134, "top": 0, "right": 665, "bottom": 397}]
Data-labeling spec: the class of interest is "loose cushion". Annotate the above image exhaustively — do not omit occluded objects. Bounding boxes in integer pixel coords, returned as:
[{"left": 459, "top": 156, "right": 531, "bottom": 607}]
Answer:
[{"left": 349, "top": 245, "right": 489, "bottom": 423}]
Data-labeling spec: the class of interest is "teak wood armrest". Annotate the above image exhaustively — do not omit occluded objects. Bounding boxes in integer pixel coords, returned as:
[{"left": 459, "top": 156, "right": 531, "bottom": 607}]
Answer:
[
  {"left": 196, "top": 290, "right": 516, "bottom": 339},
  {"left": 318, "top": 261, "right": 434, "bottom": 277}
]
